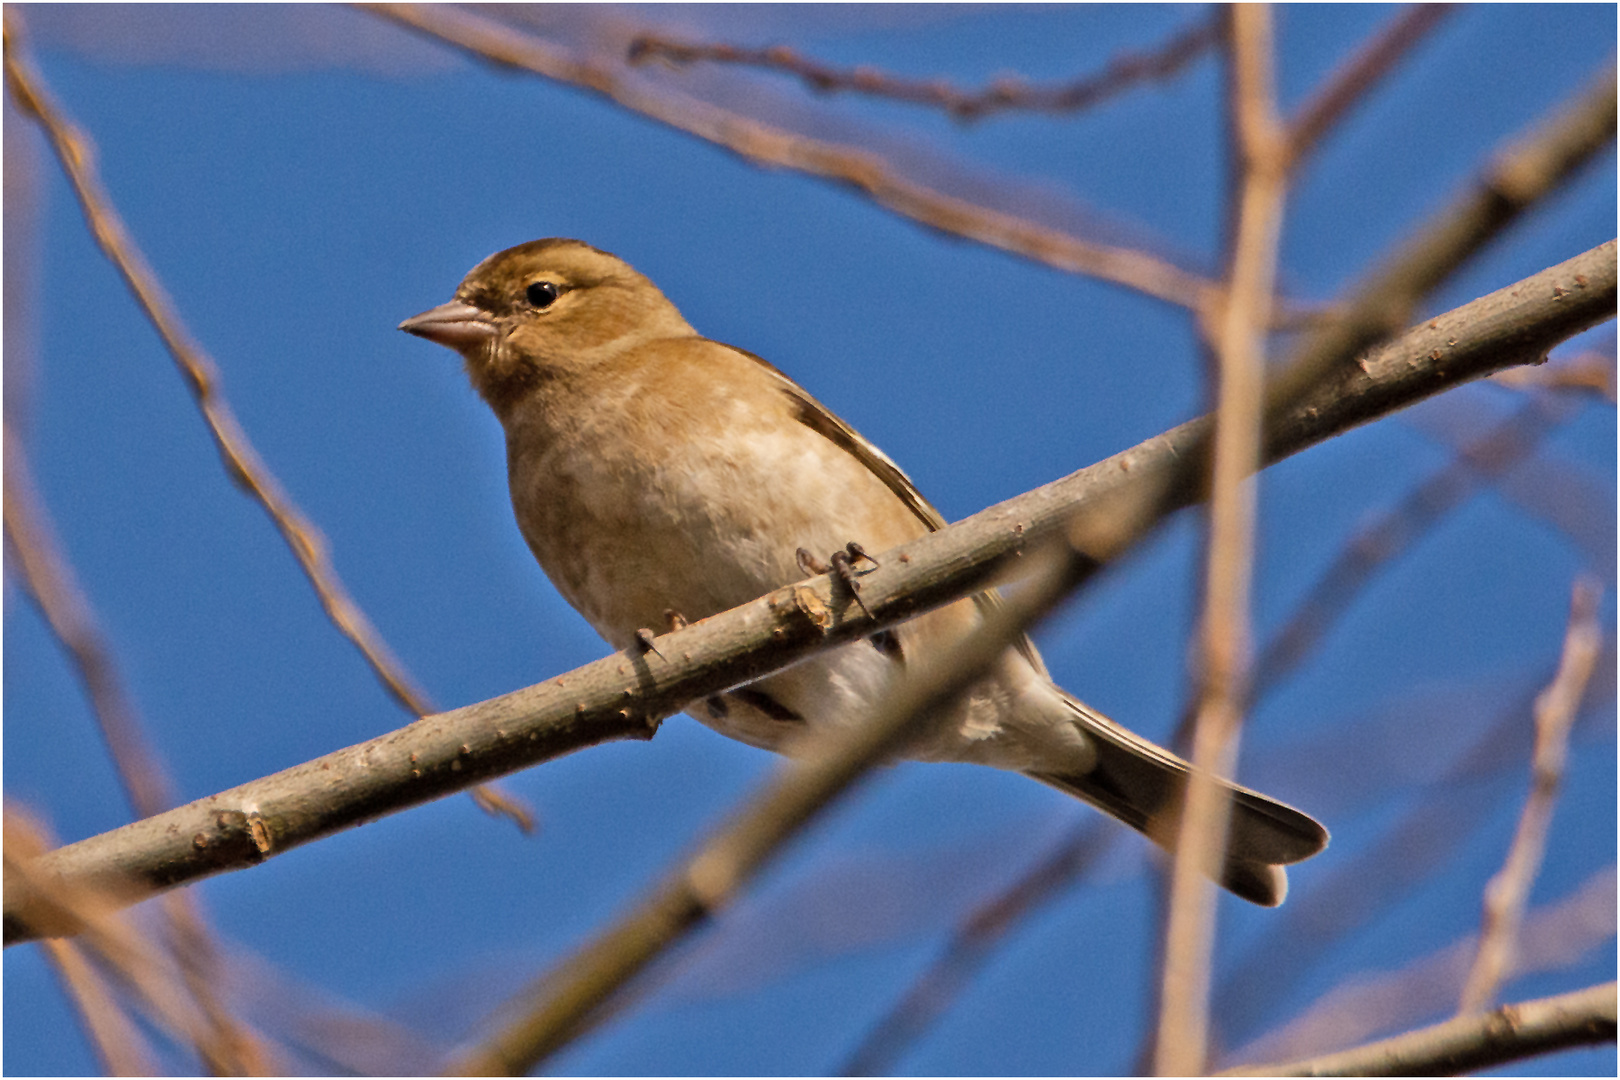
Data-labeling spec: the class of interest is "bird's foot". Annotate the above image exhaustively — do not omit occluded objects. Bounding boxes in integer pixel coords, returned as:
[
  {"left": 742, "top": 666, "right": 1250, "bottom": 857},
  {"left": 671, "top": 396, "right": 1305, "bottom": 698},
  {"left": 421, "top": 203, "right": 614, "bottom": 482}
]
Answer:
[
  {"left": 632, "top": 627, "right": 663, "bottom": 659},
  {"left": 797, "top": 541, "right": 879, "bottom": 619},
  {"left": 634, "top": 609, "right": 689, "bottom": 661}
]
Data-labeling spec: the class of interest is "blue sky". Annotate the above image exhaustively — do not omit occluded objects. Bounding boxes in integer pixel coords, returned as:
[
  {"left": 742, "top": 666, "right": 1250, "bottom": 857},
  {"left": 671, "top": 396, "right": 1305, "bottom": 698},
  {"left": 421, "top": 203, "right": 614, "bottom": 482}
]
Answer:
[{"left": 4, "top": 5, "right": 1615, "bottom": 1075}]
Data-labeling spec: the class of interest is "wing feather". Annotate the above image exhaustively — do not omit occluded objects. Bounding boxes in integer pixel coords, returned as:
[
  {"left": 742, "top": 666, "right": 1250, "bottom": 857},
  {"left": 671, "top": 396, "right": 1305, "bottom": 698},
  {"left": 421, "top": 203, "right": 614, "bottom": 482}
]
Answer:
[{"left": 723, "top": 344, "right": 1048, "bottom": 676}]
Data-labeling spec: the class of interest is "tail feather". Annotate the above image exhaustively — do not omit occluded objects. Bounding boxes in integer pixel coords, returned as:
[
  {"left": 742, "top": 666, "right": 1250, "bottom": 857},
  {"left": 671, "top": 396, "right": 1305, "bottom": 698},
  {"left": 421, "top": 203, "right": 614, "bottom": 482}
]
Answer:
[{"left": 1029, "top": 693, "right": 1328, "bottom": 908}]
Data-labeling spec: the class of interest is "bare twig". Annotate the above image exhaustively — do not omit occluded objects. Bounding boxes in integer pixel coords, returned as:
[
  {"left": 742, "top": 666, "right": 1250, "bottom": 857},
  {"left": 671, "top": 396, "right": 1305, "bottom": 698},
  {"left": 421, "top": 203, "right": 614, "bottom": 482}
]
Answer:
[
  {"left": 1156, "top": 7, "right": 1287, "bottom": 1074},
  {"left": 362, "top": 2, "right": 1219, "bottom": 313},
  {"left": 4, "top": 809, "right": 262, "bottom": 1071},
  {"left": 0, "top": 12, "right": 420, "bottom": 718},
  {"left": 1458, "top": 577, "right": 1604, "bottom": 1014},
  {"left": 1225, "top": 865, "right": 1617, "bottom": 1069},
  {"left": 1492, "top": 347, "right": 1617, "bottom": 402},
  {"left": 1213, "top": 687, "right": 1612, "bottom": 1056},
  {"left": 6, "top": 242, "right": 1611, "bottom": 948},
  {"left": 840, "top": 823, "right": 1116, "bottom": 1076},
  {"left": 628, "top": 15, "right": 1219, "bottom": 122},
  {"left": 1259, "top": 62, "right": 1615, "bottom": 437},
  {"left": 5, "top": 429, "right": 270, "bottom": 1074},
  {"left": 1251, "top": 390, "right": 1579, "bottom": 707},
  {"left": 1286, "top": 5, "right": 1457, "bottom": 167},
  {"left": 1223, "top": 981, "right": 1617, "bottom": 1077},
  {"left": 0, "top": 12, "right": 531, "bottom": 833},
  {"left": 3, "top": 427, "right": 178, "bottom": 821},
  {"left": 41, "top": 938, "right": 162, "bottom": 1077}
]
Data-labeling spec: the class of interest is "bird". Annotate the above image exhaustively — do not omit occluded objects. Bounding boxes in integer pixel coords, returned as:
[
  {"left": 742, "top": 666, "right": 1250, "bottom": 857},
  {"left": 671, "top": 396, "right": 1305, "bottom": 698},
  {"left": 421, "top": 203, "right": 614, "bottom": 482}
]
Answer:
[{"left": 400, "top": 238, "right": 1327, "bottom": 906}]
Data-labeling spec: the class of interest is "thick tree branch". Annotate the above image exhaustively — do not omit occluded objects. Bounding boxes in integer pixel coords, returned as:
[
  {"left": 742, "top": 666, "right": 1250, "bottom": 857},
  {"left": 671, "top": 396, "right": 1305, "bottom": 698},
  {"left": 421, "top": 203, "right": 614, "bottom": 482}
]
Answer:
[
  {"left": 5, "top": 241, "right": 1612, "bottom": 949},
  {"left": 1222, "top": 981, "right": 1617, "bottom": 1077}
]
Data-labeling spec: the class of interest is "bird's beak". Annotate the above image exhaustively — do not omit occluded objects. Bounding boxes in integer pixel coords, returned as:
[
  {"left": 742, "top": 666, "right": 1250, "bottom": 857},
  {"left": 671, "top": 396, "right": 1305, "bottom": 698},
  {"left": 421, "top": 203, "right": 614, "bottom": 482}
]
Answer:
[{"left": 399, "top": 301, "right": 497, "bottom": 351}]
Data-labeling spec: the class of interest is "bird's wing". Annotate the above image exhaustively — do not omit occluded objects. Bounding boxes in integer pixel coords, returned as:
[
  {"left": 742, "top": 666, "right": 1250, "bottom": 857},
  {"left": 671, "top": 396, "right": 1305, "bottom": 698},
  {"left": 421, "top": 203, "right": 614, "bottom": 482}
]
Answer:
[
  {"left": 724, "top": 345, "right": 949, "bottom": 531},
  {"left": 724, "top": 344, "right": 1049, "bottom": 677}
]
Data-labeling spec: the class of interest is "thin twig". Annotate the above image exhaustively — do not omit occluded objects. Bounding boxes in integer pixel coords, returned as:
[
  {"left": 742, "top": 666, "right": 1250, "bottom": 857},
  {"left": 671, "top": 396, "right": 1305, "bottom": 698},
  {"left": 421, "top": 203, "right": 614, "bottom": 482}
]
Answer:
[
  {"left": 628, "top": 15, "right": 1220, "bottom": 122},
  {"left": 1156, "top": 8, "right": 1287, "bottom": 1073},
  {"left": 4, "top": 809, "right": 258, "bottom": 1070},
  {"left": 1492, "top": 347, "right": 1617, "bottom": 402},
  {"left": 1458, "top": 577, "right": 1603, "bottom": 1014},
  {"left": 1212, "top": 693, "right": 1613, "bottom": 1059},
  {"left": 1223, "top": 865, "right": 1616, "bottom": 1067},
  {"left": 1259, "top": 62, "right": 1615, "bottom": 438},
  {"left": 41, "top": 938, "right": 162, "bottom": 1077},
  {"left": 3, "top": 427, "right": 178, "bottom": 821},
  {"left": 1223, "top": 980, "right": 1617, "bottom": 1076},
  {"left": 6, "top": 242, "right": 1611, "bottom": 948},
  {"left": 840, "top": 823, "right": 1116, "bottom": 1076},
  {"left": 362, "top": 2, "right": 1220, "bottom": 313},
  {"left": 4, "top": 428, "right": 269, "bottom": 1075},
  {"left": 0, "top": 12, "right": 531, "bottom": 833},
  {"left": 1249, "top": 389, "right": 1579, "bottom": 713},
  {"left": 1286, "top": 4, "right": 1457, "bottom": 168}
]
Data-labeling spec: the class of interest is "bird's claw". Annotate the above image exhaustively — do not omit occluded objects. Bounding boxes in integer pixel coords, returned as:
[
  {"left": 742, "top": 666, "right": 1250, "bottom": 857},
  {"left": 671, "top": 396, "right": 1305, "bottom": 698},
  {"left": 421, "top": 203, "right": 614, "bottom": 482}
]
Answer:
[
  {"left": 796, "top": 547, "right": 830, "bottom": 576},
  {"left": 633, "top": 627, "right": 664, "bottom": 659},
  {"left": 800, "top": 541, "right": 878, "bottom": 619}
]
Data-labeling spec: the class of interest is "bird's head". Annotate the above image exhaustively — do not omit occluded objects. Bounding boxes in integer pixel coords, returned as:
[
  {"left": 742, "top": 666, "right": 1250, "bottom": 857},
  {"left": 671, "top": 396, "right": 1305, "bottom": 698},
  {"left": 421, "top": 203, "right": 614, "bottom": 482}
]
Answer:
[{"left": 400, "top": 238, "right": 694, "bottom": 412}]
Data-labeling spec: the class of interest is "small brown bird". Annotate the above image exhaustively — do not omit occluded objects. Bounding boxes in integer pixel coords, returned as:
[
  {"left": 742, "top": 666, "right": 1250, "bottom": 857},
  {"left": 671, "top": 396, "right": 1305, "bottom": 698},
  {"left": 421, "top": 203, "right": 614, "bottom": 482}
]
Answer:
[{"left": 401, "top": 239, "right": 1326, "bottom": 905}]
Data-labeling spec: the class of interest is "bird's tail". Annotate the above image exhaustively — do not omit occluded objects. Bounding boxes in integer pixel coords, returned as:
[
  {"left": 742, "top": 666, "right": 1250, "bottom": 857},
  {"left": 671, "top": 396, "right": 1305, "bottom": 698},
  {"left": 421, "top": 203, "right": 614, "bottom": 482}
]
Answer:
[{"left": 1027, "top": 692, "right": 1328, "bottom": 907}]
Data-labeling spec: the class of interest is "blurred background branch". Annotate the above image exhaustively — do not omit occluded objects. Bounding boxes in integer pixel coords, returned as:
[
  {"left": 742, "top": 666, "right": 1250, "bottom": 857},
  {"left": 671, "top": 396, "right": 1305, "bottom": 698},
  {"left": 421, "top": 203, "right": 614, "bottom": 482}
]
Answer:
[
  {"left": 1459, "top": 577, "right": 1602, "bottom": 1014},
  {"left": 627, "top": 13, "right": 1222, "bottom": 123},
  {"left": 1157, "top": 7, "right": 1287, "bottom": 1073}
]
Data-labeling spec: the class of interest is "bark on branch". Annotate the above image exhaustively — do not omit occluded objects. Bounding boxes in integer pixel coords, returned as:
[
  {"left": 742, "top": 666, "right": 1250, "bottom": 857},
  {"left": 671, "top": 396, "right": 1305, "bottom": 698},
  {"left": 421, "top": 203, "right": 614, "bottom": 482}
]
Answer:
[
  {"left": 1222, "top": 981, "right": 1617, "bottom": 1076},
  {"left": 5, "top": 241, "right": 1611, "bottom": 949}
]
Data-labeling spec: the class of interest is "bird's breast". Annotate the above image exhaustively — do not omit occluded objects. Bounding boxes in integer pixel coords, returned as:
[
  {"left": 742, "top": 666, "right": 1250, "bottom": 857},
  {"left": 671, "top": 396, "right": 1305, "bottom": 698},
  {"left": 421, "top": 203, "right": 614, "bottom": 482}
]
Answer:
[{"left": 503, "top": 385, "right": 925, "bottom": 648}]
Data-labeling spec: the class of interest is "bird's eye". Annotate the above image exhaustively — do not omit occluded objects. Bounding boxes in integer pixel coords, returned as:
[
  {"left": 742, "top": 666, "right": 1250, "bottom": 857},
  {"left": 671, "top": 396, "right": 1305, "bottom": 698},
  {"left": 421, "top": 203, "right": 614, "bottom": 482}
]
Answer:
[{"left": 525, "top": 281, "right": 561, "bottom": 308}]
